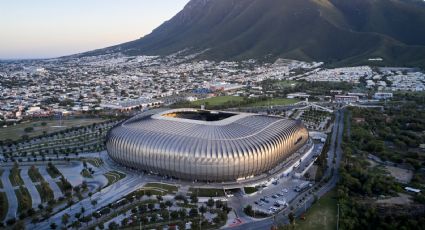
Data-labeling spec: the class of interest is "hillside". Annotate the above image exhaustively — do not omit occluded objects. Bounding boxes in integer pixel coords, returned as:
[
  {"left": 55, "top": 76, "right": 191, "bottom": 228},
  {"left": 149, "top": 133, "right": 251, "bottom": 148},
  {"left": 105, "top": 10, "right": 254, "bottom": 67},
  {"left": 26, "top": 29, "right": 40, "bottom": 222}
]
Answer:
[{"left": 88, "top": 0, "right": 425, "bottom": 67}]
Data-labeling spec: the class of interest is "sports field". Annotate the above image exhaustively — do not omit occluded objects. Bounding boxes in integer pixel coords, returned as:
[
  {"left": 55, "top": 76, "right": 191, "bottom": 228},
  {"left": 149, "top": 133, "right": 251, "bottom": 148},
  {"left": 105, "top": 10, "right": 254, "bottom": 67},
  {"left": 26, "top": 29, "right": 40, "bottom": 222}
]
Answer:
[
  {"left": 294, "top": 190, "right": 337, "bottom": 230},
  {"left": 191, "top": 96, "right": 244, "bottom": 107}
]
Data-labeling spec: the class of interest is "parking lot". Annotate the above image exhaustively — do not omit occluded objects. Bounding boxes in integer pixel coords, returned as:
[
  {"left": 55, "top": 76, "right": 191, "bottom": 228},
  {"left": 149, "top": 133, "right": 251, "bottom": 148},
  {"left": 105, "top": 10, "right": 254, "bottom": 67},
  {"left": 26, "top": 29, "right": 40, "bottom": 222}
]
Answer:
[{"left": 245, "top": 177, "right": 311, "bottom": 215}]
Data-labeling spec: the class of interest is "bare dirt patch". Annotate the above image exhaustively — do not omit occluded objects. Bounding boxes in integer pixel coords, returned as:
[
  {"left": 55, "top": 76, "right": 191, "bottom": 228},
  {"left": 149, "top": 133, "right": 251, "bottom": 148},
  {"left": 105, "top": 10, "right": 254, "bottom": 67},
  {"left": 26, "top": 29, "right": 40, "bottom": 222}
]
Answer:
[
  {"left": 376, "top": 193, "right": 412, "bottom": 205},
  {"left": 385, "top": 166, "right": 413, "bottom": 184}
]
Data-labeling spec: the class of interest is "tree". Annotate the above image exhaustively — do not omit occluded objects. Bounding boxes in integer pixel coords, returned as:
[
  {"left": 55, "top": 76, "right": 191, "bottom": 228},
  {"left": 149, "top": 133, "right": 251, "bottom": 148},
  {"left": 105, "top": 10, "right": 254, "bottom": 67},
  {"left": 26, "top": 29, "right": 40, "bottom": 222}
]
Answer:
[
  {"left": 170, "top": 211, "right": 179, "bottom": 220},
  {"left": 288, "top": 212, "right": 295, "bottom": 225},
  {"left": 165, "top": 200, "right": 173, "bottom": 208},
  {"left": 189, "top": 208, "right": 199, "bottom": 218},
  {"left": 179, "top": 208, "right": 187, "bottom": 219},
  {"left": 50, "top": 222, "right": 57, "bottom": 229},
  {"left": 108, "top": 221, "right": 119, "bottom": 230},
  {"left": 150, "top": 214, "right": 157, "bottom": 223},
  {"left": 61, "top": 214, "right": 70, "bottom": 225},
  {"left": 207, "top": 198, "right": 215, "bottom": 208},
  {"left": 24, "top": 127, "right": 34, "bottom": 133},
  {"left": 190, "top": 194, "right": 198, "bottom": 203},
  {"left": 148, "top": 203, "right": 155, "bottom": 211},
  {"left": 199, "top": 206, "right": 207, "bottom": 215},
  {"left": 161, "top": 210, "right": 170, "bottom": 220},
  {"left": 244, "top": 205, "right": 254, "bottom": 216},
  {"left": 215, "top": 200, "right": 223, "bottom": 209}
]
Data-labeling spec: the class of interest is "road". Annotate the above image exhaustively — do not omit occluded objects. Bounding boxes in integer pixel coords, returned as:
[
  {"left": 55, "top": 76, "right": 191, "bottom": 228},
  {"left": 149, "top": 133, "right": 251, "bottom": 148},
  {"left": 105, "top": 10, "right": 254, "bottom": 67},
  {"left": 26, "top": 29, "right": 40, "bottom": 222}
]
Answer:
[
  {"left": 1, "top": 170, "right": 18, "bottom": 221},
  {"left": 226, "top": 110, "right": 345, "bottom": 230}
]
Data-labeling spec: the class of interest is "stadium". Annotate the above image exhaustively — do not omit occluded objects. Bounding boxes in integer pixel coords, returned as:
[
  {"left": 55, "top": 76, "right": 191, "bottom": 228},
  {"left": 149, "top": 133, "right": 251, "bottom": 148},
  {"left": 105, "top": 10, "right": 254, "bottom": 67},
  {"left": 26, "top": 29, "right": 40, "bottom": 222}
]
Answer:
[{"left": 106, "top": 108, "right": 309, "bottom": 182}]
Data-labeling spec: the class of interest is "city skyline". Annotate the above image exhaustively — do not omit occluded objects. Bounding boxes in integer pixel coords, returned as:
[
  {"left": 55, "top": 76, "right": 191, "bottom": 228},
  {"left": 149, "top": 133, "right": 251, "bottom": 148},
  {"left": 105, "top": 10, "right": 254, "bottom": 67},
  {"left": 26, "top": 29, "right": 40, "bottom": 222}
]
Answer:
[{"left": 0, "top": 0, "right": 189, "bottom": 59}]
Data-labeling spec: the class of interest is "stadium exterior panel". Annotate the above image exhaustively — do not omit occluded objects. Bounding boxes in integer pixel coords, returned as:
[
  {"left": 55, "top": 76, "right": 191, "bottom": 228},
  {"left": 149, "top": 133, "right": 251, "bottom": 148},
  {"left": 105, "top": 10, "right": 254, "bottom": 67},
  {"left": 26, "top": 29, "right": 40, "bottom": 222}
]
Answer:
[{"left": 106, "top": 109, "right": 309, "bottom": 182}]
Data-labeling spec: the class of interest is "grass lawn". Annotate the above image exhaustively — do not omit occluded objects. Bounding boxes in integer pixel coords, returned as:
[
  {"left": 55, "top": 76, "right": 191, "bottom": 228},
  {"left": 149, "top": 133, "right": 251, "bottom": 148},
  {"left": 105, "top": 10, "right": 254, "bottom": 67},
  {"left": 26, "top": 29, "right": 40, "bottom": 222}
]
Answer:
[
  {"left": 143, "top": 183, "right": 178, "bottom": 194},
  {"left": 191, "top": 96, "right": 244, "bottom": 107},
  {"left": 35, "top": 181, "right": 54, "bottom": 203},
  {"left": 294, "top": 189, "right": 337, "bottom": 230},
  {"left": 9, "top": 168, "right": 24, "bottom": 187},
  {"left": 0, "top": 117, "right": 106, "bottom": 141},
  {"left": 244, "top": 187, "right": 258, "bottom": 194},
  {"left": 15, "top": 187, "right": 32, "bottom": 213},
  {"left": 103, "top": 171, "right": 127, "bottom": 186},
  {"left": 28, "top": 167, "right": 44, "bottom": 183},
  {"left": 188, "top": 188, "right": 225, "bottom": 197},
  {"left": 244, "top": 98, "right": 299, "bottom": 107},
  {"left": 0, "top": 192, "right": 7, "bottom": 221},
  {"left": 82, "top": 158, "right": 104, "bottom": 168},
  {"left": 46, "top": 164, "right": 62, "bottom": 178}
]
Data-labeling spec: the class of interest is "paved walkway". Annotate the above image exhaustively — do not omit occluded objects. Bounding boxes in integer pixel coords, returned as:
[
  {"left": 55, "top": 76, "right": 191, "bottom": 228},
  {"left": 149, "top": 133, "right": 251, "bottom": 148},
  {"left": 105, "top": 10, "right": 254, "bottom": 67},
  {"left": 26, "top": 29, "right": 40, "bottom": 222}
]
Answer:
[
  {"left": 1, "top": 170, "right": 18, "bottom": 221},
  {"left": 38, "top": 167, "right": 63, "bottom": 200},
  {"left": 20, "top": 168, "right": 41, "bottom": 209}
]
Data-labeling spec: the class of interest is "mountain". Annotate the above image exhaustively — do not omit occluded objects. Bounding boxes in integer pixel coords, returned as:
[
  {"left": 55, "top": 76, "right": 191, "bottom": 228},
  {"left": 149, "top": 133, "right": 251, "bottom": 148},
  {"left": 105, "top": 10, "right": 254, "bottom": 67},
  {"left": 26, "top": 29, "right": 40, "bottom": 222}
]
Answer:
[{"left": 90, "top": 0, "right": 425, "bottom": 67}]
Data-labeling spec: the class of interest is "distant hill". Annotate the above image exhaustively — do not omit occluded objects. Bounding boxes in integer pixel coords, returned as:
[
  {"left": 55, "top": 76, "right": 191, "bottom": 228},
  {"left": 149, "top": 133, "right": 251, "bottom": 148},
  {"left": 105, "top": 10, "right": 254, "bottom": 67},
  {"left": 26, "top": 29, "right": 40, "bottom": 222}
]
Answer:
[{"left": 87, "top": 0, "right": 425, "bottom": 67}]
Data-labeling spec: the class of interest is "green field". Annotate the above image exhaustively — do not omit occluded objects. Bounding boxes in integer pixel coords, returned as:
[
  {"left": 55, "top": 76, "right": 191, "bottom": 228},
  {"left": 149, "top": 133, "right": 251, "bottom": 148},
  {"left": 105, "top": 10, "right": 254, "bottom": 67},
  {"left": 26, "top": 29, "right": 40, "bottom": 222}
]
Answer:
[
  {"left": 244, "top": 98, "right": 299, "bottom": 107},
  {"left": 15, "top": 187, "right": 32, "bottom": 213},
  {"left": 191, "top": 96, "right": 244, "bottom": 107},
  {"left": 36, "top": 181, "right": 54, "bottom": 203},
  {"left": 9, "top": 168, "right": 24, "bottom": 187},
  {"left": 188, "top": 188, "right": 225, "bottom": 197},
  {"left": 28, "top": 166, "right": 44, "bottom": 183},
  {"left": 294, "top": 190, "right": 337, "bottom": 230},
  {"left": 0, "top": 192, "right": 7, "bottom": 221},
  {"left": 0, "top": 118, "right": 106, "bottom": 141},
  {"left": 104, "top": 171, "right": 127, "bottom": 186},
  {"left": 143, "top": 183, "right": 178, "bottom": 194}
]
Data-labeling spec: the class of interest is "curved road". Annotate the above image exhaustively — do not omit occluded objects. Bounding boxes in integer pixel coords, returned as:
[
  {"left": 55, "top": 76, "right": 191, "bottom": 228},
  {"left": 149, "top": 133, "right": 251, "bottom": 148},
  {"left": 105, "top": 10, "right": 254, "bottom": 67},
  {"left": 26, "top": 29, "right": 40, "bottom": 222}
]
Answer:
[{"left": 1, "top": 170, "right": 18, "bottom": 221}]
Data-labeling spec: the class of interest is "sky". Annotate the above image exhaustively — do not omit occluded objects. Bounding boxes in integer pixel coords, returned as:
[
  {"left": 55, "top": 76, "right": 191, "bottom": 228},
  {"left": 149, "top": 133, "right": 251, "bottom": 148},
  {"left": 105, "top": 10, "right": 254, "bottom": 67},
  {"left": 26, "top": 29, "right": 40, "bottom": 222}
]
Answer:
[{"left": 0, "top": 0, "right": 190, "bottom": 59}]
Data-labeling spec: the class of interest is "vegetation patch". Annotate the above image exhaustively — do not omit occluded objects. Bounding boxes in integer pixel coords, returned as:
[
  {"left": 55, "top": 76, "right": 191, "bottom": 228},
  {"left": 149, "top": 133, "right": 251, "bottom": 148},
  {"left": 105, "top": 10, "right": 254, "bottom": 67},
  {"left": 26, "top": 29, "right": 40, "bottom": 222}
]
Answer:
[
  {"left": 15, "top": 186, "right": 32, "bottom": 213},
  {"left": 28, "top": 166, "right": 44, "bottom": 183},
  {"left": 143, "top": 183, "right": 178, "bottom": 194},
  {"left": 244, "top": 187, "right": 258, "bottom": 194},
  {"left": 46, "top": 162, "right": 62, "bottom": 178},
  {"left": 35, "top": 181, "right": 54, "bottom": 203},
  {"left": 103, "top": 171, "right": 126, "bottom": 186},
  {"left": 0, "top": 192, "right": 7, "bottom": 221},
  {"left": 189, "top": 188, "right": 225, "bottom": 197},
  {"left": 82, "top": 158, "right": 103, "bottom": 168},
  {"left": 9, "top": 165, "right": 24, "bottom": 187}
]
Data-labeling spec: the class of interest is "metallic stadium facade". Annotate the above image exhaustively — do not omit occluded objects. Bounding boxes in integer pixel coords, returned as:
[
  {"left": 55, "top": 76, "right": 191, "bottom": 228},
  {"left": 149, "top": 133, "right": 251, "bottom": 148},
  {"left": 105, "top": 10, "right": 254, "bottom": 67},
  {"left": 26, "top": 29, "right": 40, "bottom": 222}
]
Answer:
[{"left": 106, "top": 109, "right": 309, "bottom": 182}]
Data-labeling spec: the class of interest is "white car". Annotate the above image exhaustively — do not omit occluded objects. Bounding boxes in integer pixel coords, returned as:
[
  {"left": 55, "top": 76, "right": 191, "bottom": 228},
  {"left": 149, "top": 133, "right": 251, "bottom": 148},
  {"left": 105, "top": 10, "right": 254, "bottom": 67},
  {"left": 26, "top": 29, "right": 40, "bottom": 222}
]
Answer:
[{"left": 282, "top": 189, "right": 288, "bottom": 193}]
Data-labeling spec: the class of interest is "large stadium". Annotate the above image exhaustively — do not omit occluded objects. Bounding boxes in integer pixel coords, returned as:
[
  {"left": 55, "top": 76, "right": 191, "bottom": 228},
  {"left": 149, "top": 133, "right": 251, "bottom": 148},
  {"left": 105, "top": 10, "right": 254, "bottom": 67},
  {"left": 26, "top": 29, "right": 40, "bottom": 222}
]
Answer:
[{"left": 106, "top": 108, "right": 309, "bottom": 182}]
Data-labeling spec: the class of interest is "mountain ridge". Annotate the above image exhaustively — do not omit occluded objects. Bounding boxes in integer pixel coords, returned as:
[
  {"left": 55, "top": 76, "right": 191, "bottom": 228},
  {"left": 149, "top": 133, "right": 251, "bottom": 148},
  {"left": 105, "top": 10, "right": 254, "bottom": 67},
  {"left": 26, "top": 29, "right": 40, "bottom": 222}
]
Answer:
[{"left": 84, "top": 0, "right": 425, "bottom": 67}]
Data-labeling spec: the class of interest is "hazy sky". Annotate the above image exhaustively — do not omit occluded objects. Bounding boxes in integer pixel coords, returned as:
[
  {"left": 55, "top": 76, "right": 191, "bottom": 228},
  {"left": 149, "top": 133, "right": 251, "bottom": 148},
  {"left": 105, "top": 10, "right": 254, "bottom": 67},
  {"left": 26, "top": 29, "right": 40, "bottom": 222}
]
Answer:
[{"left": 0, "top": 0, "right": 190, "bottom": 59}]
